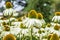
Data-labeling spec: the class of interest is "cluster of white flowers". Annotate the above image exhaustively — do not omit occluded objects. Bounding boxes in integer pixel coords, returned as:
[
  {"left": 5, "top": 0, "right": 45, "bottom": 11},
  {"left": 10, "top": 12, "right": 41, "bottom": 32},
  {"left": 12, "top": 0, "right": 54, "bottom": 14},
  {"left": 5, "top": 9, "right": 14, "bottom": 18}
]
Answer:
[
  {"left": 0, "top": 9, "right": 60, "bottom": 40},
  {"left": 0, "top": 15, "right": 46, "bottom": 40}
]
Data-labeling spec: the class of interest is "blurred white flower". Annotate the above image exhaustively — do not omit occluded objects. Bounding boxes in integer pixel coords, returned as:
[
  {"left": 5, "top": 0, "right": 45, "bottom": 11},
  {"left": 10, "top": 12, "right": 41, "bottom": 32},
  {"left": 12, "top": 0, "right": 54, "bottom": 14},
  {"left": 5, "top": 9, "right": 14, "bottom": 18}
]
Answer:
[
  {"left": 33, "top": 27, "right": 39, "bottom": 34},
  {"left": 1, "top": 31, "right": 10, "bottom": 37},
  {"left": 35, "top": 33, "right": 39, "bottom": 37},
  {"left": 13, "top": 13, "right": 19, "bottom": 17},
  {"left": 11, "top": 22, "right": 22, "bottom": 27},
  {"left": 45, "top": 27, "right": 50, "bottom": 31},
  {"left": 13, "top": 1, "right": 24, "bottom": 11},
  {"left": 10, "top": 27, "right": 21, "bottom": 35},
  {"left": 53, "top": 30, "right": 60, "bottom": 37},
  {"left": 40, "top": 28, "right": 45, "bottom": 31},
  {"left": 3, "top": 8, "right": 16, "bottom": 16},
  {"left": 22, "top": 18, "right": 29, "bottom": 24},
  {"left": 52, "top": 16, "right": 60, "bottom": 23},
  {"left": 9, "top": 18, "right": 16, "bottom": 22},
  {"left": 21, "top": 29, "right": 29, "bottom": 36},
  {"left": 51, "top": 22, "right": 60, "bottom": 27},
  {"left": 14, "top": 5, "right": 24, "bottom": 11},
  {"left": 40, "top": 19, "right": 46, "bottom": 25},
  {"left": 0, "top": 20, "right": 3, "bottom": 24},
  {"left": 22, "top": 18, "right": 45, "bottom": 28},
  {"left": 0, "top": 0, "right": 5, "bottom": 8}
]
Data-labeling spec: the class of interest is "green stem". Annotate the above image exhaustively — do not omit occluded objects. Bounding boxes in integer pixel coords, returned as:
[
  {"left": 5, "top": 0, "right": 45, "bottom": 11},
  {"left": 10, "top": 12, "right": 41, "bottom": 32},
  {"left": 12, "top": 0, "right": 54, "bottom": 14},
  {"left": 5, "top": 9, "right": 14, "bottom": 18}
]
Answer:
[
  {"left": 20, "top": 30, "right": 22, "bottom": 40},
  {"left": 39, "top": 28, "right": 40, "bottom": 40},
  {"left": 8, "top": 12, "right": 11, "bottom": 26},
  {"left": 30, "top": 28, "right": 33, "bottom": 40},
  {"left": 22, "top": 34, "right": 25, "bottom": 40},
  {"left": 9, "top": 18, "right": 11, "bottom": 26}
]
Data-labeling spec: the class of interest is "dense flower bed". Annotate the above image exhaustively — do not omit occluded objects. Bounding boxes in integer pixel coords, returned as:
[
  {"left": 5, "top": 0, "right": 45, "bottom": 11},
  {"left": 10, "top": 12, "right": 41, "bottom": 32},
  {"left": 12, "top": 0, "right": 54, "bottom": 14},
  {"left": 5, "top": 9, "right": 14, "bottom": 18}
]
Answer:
[
  {"left": 0, "top": 2, "right": 60, "bottom": 40},
  {"left": 0, "top": 10, "right": 60, "bottom": 40}
]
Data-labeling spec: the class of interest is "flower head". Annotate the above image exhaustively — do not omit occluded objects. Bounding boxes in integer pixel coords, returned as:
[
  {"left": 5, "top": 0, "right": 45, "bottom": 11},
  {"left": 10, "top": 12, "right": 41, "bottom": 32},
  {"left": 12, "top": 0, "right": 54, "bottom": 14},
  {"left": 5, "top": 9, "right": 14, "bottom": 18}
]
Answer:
[
  {"left": 54, "top": 24, "right": 60, "bottom": 30},
  {"left": 3, "top": 34, "right": 16, "bottom": 40},
  {"left": 28, "top": 10, "right": 37, "bottom": 18},
  {"left": 17, "top": 18, "right": 22, "bottom": 21},
  {"left": 37, "top": 13, "right": 43, "bottom": 19},
  {"left": 2, "top": 22, "right": 7, "bottom": 26},
  {"left": 47, "top": 23, "right": 51, "bottom": 27},
  {"left": 48, "top": 34, "right": 53, "bottom": 40},
  {"left": 20, "top": 23, "right": 27, "bottom": 29},
  {"left": 4, "top": 25, "right": 10, "bottom": 31},
  {"left": 50, "top": 33, "right": 59, "bottom": 40},
  {"left": 6, "top": 2, "right": 12, "bottom": 8},
  {"left": 38, "top": 30, "right": 42, "bottom": 34},
  {"left": 55, "top": 12, "right": 60, "bottom": 16}
]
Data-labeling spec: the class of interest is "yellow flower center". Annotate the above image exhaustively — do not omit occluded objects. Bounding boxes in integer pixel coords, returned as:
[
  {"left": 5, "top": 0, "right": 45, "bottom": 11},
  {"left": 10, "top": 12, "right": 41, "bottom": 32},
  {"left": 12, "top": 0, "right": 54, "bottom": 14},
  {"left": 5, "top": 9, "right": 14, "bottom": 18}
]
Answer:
[
  {"left": 6, "top": 2, "right": 12, "bottom": 8},
  {"left": 3, "top": 34, "right": 16, "bottom": 40},
  {"left": 55, "top": 12, "right": 60, "bottom": 16},
  {"left": 54, "top": 24, "right": 60, "bottom": 30},
  {"left": 28, "top": 10, "right": 37, "bottom": 18},
  {"left": 37, "top": 13, "right": 43, "bottom": 19}
]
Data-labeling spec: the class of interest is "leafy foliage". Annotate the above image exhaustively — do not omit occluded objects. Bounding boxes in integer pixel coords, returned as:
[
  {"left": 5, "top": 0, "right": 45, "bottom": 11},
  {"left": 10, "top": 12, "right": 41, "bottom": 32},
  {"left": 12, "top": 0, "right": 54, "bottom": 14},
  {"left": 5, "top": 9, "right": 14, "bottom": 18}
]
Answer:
[{"left": 24, "top": 0, "right": 54, "bottom": 22}]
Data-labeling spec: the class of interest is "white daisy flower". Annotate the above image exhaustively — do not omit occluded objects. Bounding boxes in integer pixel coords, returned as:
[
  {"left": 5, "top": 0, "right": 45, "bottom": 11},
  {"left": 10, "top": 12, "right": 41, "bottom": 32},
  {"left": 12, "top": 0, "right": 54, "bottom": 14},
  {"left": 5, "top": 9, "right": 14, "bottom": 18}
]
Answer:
[
  {"left": 0, "top": 20, "right": 3, "bottom": 22},
  {"left": 21, "top": 29, "right": 29, "bottom": 36},
  {"left": 22, "top": 18, "right": 45, "bottom": 28},
  {"left": 13, "top": 13, "right": 19, "bottom": 17},
  {"left": 52, "top": 16, "right": 60, "bottom": 23},
  {"left": 1, "top": 31, "right": 10, "bottom": 37},
  {"left": 22, "top": 18, "right": 30, "bottom": 24},
  {"left": 45, "top": 27, "right": 50, "bottom": 31},
  {"left": 8, "top": 17, "right": 16, "bottom": 22},
  {"left": 33, "top": 27, "right": 39, "bottom": 34},
  {"left": 10, "top": 27, "right": 21, "bottom": 35},
  {"left": 39, "top": 19, "right": 46, "bottom": 25},
  {"left": 3, "top": 8, "right": 16, "bottom": 16},
  {"left": 11, "top": 22, "right": 22, "bottom": 27},
  {"left": 35, "top": 33, "right": 39, "bottom": 37},
  {"left": 51, "top": 22, "right": 60, "bottom": 27}
]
